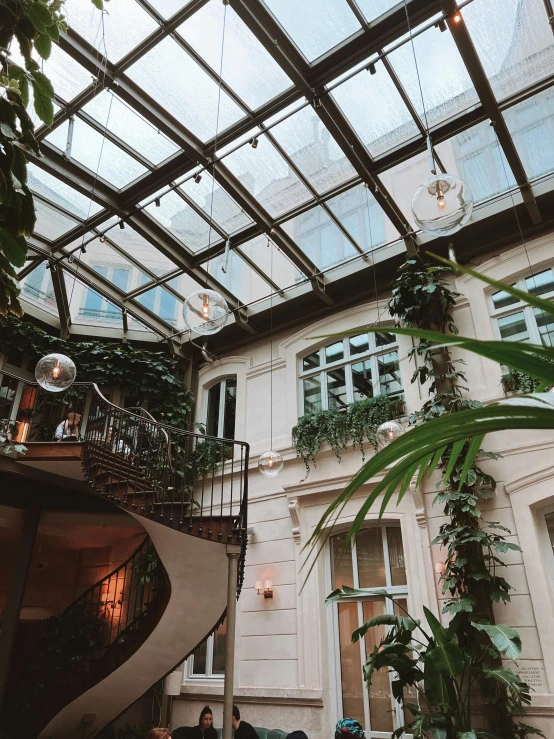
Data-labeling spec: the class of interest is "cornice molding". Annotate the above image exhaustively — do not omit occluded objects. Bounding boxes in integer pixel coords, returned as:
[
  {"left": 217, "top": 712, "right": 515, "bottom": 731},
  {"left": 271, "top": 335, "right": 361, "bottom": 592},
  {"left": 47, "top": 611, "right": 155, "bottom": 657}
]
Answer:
[{"left": 505, "top": 463, "right": 554, "bottom": 496}]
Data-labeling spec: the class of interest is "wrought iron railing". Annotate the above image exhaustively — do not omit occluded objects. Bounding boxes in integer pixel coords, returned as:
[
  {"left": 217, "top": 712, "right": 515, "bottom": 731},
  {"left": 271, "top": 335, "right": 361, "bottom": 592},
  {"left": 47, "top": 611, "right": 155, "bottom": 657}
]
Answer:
[
  {"left": 0, "top": 368, "right": 249, "bottom": 547},
  {"left": 3, "top": 536, "right": 169, "bottom": 738}
]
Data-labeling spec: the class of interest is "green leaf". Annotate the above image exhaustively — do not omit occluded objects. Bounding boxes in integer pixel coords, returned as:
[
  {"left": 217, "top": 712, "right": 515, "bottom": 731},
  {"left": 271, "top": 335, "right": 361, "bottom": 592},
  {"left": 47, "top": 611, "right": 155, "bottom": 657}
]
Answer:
[
  {"left": 352, "top": 613, "right": 419, "bottom": 642},
  {"left": 11, "top": 146, "right": 28, "bottom": 186},
  {"left": 27, "top": 1, "right": 55, "bottom": 33},
  {"left": 482, "top": 667, "right": 530, "bottom": 700},
  {"left": 91, "top": 0, "right": 104, "bottom": 7},
  {"left": 35, "top": 32, "right": 52, "bottom": 60},
  {"left": 472, "top": 622, "right": 522, "bottom": 659},
  {"left": 30, "top": 70, "right": 55, "bottom": 125},
  {"left": 426, "top": 642, "right": 464, "bottom": 678},
  {"left": 0, "top": 228, "right": 28, "bottom": 268}
]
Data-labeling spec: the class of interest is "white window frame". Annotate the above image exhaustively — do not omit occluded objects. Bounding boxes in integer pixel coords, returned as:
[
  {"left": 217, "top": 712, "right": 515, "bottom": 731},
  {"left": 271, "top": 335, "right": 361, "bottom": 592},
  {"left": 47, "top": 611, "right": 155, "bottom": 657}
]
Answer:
[
  {"left": 204, "top": 376, "right": 237, "bottom": 438},
  {"left": 299, "top": 331, "right": 402, "bottom": 416},
  {"left": 326, "top": 523, "right": 410, "bottom": 739},
  {"left": 185, "top": 627, "right": 225, "bottom": 681},
  {"left": 488, "top": 266, "right": 554, "bottom": 347},
  {"left": 80, "top": 263, "right": 131, "bottom": 322},
  {"left": 537, "top": 503, "right": 554, "bottom": 594}
]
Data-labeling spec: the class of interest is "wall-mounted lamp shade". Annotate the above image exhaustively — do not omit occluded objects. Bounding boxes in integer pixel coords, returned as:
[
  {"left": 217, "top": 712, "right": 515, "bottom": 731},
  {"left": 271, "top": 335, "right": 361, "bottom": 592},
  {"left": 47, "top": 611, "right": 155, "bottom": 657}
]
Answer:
[
  {"left": 264, "top": 580, "right": 272, "bottom": 590},
  {"left": 255, "top": 581, "right": 263, "bottom": 593}
]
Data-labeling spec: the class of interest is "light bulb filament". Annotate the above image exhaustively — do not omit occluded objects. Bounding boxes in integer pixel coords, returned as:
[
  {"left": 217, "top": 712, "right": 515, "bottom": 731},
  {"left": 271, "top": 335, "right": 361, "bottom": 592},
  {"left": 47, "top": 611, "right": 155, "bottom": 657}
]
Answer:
[
  {"left": 51, "top": 363, "right": 61, "bottom": 379},
  {"left": 268, "top": 456, "right": 274, "bottom": 468},
  {"left": 202, "top": 297, "right": 210, "bottom": 320},
  {"left": 437, "top": 193, "right": 446, "bottom": 211}
]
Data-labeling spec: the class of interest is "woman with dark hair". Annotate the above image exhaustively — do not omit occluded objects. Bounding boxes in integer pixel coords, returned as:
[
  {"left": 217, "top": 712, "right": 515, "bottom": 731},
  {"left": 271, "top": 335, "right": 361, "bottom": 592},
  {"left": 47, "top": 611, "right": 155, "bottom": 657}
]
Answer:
[{"left": 172, "top": 705, "right": 217, "bottom": 739}]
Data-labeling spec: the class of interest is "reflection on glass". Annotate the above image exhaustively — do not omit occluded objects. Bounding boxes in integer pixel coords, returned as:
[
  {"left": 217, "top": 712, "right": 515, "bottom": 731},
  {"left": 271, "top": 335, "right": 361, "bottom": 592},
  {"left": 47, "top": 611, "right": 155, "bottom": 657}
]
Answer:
[
  {"left": 534, "top": 308, "right": 554, "bottom": 346},
  {"left": 206, "top": 382, "right": 221, "bottom": 437},
  {"left": 378, "top": 351, "right": 402, "bottom": 397},
  {"left": 331, "top": 532, "right": 354, "bottom": 590},
  {"left": 504, "top": 89, "right": 554, "bottom": 180},
  {"left": 192, "top": 638, "right": 207, "bottom": 674},
  {"left": 212, "top": 620, "right": 226, "bottom": 675},
  {"left": 362, "top": 599, "right": 393, "bottom": 733},
  {"left": 525, "top": 269, "right": 554, "bottom": 296},
  {"left": 546, "top": 511, "right": 554, "bottom": 555},
  {"left": 224, "top": 378, "right": 237, "bottom": 439},
  {"left": 303, "top": 351, "right": 320, "bottom": 371},
  {"left": 325, "top": 342, "right": 344, "bottom": 363},
  {"left": 492, "top": 287, "right": 518, "bottom": 310},
  {"left": 387, "top": 527, "right": 407, "bottom": 586},
  {"left": 352, "top": 360, "right": 373, "bottom": 400},
  {"left": 327, "top": 368, "right": 347, "bottom": 410},
  {"left": 357, "top": 528, "right": 386, "bottom": 588},
  {"left": 497, "top": 312, "right": 529, "bottom": 342},
  {"left": 376, "top": 332, "right": 395, "bottom": 347},
  {"left": 350, "top": 334, "right": 369, "bottom": 356},
  {"left": 303, "top": 376, "right": 322, "bottom": 415},
  {"left": 337, "top": 602, "right": 365, "bottom": 725}
]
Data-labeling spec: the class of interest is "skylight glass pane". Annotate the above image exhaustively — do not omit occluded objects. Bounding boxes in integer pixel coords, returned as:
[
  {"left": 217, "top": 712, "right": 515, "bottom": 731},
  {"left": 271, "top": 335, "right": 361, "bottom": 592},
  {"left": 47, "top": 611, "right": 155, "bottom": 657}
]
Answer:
[
  {"left": 504, "top": 88, "right": 554, "bottom": 181},
  {"left": 221, "top": 136, "right": 312, "bottom": 217},
  {"left": 102, "top": 217, "right": 179, "bottom": 276},
  {"left": 387, "top": 24, "right": 478, "bottom": 128},
  {"left": 20, "top": 262, "right": 57, "bottom": 316},
  {"left": 332, "top": 60, "right": 420, "bottom": 158},
  {"left": 82, "top": 92, "right": 179, "bottom": 165},
  {"left": 356, "top": 0, "right": 401, "bottom": 23},
  {"left": 46, "top": 120, "right": 148, "bottom": 189},
  {"left": 237, "top": 236, "right": 297, "bottom": 290},
  {"left": 9, "top": 42, "right": 91, "bottom": 103},
  {"left": 68, "top": 272, "right": 125, "bottom": 329},
  {"left": 204, "top": 249, "right": 271, "bottom": 305},
  {"left": 270, "top": 107, "right": 357, "bottom": 194},
  {"left": 143, "top": 190, "right": 218, "bottom": 253},
  {"left": 281, "top": 206, "right": 358, "bottom": 270},
  {"left": 464, "top": 0, "right": 554, "bottom": 102},
  {"left": 148, "top": 0, "right": 186, "bottom": 17},
  {"left": 326, "top": 186, "right": 400, "bottom": 250},
  {"left": 64, "top": 0, "right": 158, "bottom": 63},
  {"left": 127, "top": 37, "right": 244, "bottom": 141},
  {"left": 136, "top": 284, "right": 182, "bottom": 327},
  {"left": 27, "top": 164, "right": 102, "bottom": 220},
  {"left": 34, "top": 200, "right": 79, "bottom": 240},
  {"left": 72, "top": 241, "right": 143, "bottom": 293},
  {"left": 262, "top": 0, "right": 361, "bottom": 62},
  {"left": 179, "top": 2, "right": 292, "bottom": 109},
  {"left": 178, "top": 172, "right": 253, "bottom": 235}
]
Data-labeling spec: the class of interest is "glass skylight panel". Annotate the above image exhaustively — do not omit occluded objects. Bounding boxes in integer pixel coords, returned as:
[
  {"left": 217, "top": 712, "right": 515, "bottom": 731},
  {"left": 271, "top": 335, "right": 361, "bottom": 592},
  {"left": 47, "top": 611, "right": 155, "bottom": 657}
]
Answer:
[
  {"left": 73, "top": 241, "right": 145, "bottom": 294},
  {"left": 101, "top": 217, "right": 179, "bottom": 276},
  {"left": 356, "top": 0, "right": 402, "bottom": 24},
  {"left": 222, "top": 136, "right": 312, "bottom": 217},
  {"left": 178, "top": 2, "right": 292, "bottom": 109},
  {"left": 203, "top": 249, "right": 271, "bottom": 305},
  {"left": 326, "top": 186, "right": 400, "bottom": 251},
  {"left": 387, "top": 24, "right": 478, "bottom": 129},
  {"left": 238, "top": 236, "right": 297, "bottom": 290},
  {"left": 27, "top": 164, "right": 102, "bottom": 220},
  {"left": 63, "top": 0, "right": 158, "bottom": 63},
  {"left": 332, "top": 60, "right": 420, "bottom": 159},
  {"left": 270, "top": 107, "right": 357, "bottom": 194},
  {"left": 143, "top": 190, "right": 218, "bottom": 253},
  {"left": 68, "top": 273, "right": 124, "bottom": 329},
  {"left": 127, "top": 37, "right": 245, "bottom": 141},
  {"left": 281, "top": 206, "right": 358, "bottom": 271},
  {"left": 504, "top": 88, "right": 554, "bottom": 181},
  {"left": 262, "top": 0, "right": 361, "bottom": 62},
  {"left": 82, "top": 92, "right": 179, "bottom": 165},
  {"left": 464, "top": 0, "right": 554, "bottom": 102},
  {"left": 20, "top": 262, "right": 57, "bottom": 315},
  {"left": 34, "top": 200, "right": 79, "bottom": 241},
  {"left": 148, "top": 0, "right": 187, "bottom": 18},
  {"left": 178, "top": 172, "right": 253, "bottom": 235},
  {"left": 135, "top": 283, "right": 183, "bottom": 328},
  {"left": 46, "top": 120, "right": 148, "bottom": 189}
]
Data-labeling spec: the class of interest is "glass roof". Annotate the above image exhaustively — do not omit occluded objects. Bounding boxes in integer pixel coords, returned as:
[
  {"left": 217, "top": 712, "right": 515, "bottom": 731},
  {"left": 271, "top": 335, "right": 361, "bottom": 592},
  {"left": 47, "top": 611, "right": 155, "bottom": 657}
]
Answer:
[{"left": 20, "top": 0, "right": 554, "bottom": 342}]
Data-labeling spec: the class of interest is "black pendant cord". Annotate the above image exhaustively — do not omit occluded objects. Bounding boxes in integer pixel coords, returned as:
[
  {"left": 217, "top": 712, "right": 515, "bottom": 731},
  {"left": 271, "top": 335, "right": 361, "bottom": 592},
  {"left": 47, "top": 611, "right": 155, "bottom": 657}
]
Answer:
[{"left": 269, "top": 237, "right": 274, "bottom": 452}]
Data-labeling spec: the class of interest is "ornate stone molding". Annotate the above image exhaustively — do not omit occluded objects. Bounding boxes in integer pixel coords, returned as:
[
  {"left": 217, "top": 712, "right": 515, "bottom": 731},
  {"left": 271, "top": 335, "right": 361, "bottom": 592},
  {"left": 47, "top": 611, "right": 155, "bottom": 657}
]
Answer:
[{"left": 288, "top": 497, "right": 301, "bottom": 544}]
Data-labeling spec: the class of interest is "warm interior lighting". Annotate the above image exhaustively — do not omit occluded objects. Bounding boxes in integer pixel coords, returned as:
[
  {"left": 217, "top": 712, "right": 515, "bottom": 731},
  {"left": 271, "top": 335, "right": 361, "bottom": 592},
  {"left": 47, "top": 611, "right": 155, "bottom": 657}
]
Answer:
[
  {"left": 202, "top": 296, "right": 210, "bottom": 320},
  {"left": 51, "top": 363, "right": 61, "bottom": 380},
  {"left": 255, "top": 579, "right": 273, "bottom": 598},
  {"left": 250, "top": 137, "right": 259, "bottom": 149},
  {"left": 255, "top": 580, "right": 263, "bottom": 593},
  {"left": 99, "top": 236, "right": 106, "bottom": 243},
  {"left": 437, "top": 194, "right": 446, "bottom": 210},
  {"left": 268, "top": 455, "right": 274, "bottom": 468},
  {"left": 453, "top": 12, "right": 462, "bottom": 23}
]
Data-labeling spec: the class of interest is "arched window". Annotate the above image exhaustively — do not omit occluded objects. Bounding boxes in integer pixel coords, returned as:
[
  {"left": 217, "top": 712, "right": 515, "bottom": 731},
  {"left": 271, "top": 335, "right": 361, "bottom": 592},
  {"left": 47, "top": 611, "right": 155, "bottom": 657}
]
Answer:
[{"left": 329, "top": 524, "right": 410, "bottom": 736}]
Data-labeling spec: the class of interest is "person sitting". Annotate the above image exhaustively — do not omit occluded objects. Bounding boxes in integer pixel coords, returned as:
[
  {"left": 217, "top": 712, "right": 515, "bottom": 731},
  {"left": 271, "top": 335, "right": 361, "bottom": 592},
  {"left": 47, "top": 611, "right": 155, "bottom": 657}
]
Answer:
[
  {"left": 54, "top": 411, "right": 81, "bottom": 441},
  {"left": 145, "top": 730, "right": 171, "bottom": 739},
  {"left": 232, "top": 705, "right": 259, "bottom": 739},
  {"left": 173, "top": 706, "right": 217, "bottom": 739},
  {"left": 335, "top": 719, "right": 365, "bottom": 739},
  {"left": 106, "top": 425, "right": 131, "bottom": 457},
  {"left": 286, "top": 732, "right": 308, "bottom": 739}
]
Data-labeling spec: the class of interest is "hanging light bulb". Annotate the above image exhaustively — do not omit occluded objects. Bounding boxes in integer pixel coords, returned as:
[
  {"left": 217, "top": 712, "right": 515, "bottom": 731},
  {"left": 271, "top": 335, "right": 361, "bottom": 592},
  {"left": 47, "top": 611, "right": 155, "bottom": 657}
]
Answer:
[
  {"left": 376, "top": 420, "right": 405, "bottom": 448},
  {"left": 412, "top": 173, "right": 473, "bottom": 236},
  {"left": 35, "top": 353, "right": 76, "bottom": 393},
  {"left": 258, "top": 450, "right": 284, "bottom": 478},
  {"left": 183, "top": 289, "right": 228, "bottom": 335}
]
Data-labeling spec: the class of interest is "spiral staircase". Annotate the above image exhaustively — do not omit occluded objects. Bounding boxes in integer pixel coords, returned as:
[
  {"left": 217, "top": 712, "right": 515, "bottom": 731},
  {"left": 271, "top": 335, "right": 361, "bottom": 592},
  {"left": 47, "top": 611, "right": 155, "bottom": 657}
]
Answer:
[{"left": 0, "top": 369, "right": 249, "bottom": 739}]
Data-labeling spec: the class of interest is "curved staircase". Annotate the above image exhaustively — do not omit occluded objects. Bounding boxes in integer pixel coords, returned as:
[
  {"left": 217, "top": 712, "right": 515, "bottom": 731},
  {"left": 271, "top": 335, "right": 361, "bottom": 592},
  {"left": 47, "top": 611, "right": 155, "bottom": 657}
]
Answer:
[{"left": 0, "top": 369, "right": 249, "bottom": 739}]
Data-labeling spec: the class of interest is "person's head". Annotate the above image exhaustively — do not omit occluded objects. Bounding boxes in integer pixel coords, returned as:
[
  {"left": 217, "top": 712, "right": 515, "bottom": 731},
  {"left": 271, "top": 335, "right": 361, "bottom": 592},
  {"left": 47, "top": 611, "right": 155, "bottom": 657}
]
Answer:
[
  {"left": 232, "top": 705, "right": 240, "bottom": 731},
  {"left": 145, "top": 729, "right": 171, "bottom": 739},
  {"left": 335, "top": 720, "right": 365, "bottom": 739},
  {"left": 286, "top": 732, "right": 308, "bottom": 739},
  {"left": 199, "top": 706, "right": 213, "bottom": 731},
  {"left": 67, "top": 411, "right": 81, "bottom": 428}
]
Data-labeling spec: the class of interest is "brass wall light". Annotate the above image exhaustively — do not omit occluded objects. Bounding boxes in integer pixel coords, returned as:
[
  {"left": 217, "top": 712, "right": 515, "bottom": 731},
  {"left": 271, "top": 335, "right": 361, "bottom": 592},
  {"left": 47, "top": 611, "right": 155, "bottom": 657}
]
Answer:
[{"left": 255, "top": 580, "right": 273, "bottom": 599}]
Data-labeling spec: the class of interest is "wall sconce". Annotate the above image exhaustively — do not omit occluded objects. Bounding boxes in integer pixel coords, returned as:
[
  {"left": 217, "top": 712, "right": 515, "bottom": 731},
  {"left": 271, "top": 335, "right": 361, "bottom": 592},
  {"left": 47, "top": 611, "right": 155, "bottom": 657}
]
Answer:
[{"left": 255, "top": 580, "right": 273, "bottom": 599}]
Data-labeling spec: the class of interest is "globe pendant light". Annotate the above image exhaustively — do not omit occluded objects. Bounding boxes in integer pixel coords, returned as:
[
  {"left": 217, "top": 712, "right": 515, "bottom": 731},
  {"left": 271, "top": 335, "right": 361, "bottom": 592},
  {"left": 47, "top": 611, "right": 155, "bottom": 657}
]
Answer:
[
  {"left": 259, "top": 238, "right": 283, "bottom": 478},
  {"left": 183, "top": 288, "right": 228, "bottom": 336},
  {"left": 35, "top": 353, "right": 76, "bottom": 392},
  {"left": 376, "top": 420, "right": 405, "bottom": 448},
  {"left": 412, "top": 173, "right": 474, "bottom": 237}
]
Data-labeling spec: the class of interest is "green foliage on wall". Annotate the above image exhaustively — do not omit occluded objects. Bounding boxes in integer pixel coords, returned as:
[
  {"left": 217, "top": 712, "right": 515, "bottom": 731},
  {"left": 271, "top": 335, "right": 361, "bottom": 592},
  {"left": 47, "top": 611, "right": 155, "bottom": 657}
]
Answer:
[
  {"left": 500, "top": 369, "right": 541, "bottom": 396},
  {"left": 0, "top": 315, "right": 194, "bottom": 427},
  {"left": 292, "top": 395, "right": 404, "bottom": 477}
]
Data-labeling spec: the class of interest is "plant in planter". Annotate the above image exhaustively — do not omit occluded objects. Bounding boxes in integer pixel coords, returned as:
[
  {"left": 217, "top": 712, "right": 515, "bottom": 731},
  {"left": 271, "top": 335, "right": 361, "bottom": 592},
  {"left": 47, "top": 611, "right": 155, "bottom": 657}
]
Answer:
[{"left": 500, "top": 370, "right": 541, "bottom": 397}]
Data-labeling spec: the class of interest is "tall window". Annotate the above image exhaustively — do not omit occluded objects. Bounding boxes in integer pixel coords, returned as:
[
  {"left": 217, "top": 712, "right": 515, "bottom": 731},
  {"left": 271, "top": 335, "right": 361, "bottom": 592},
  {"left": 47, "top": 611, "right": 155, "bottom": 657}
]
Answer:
[
  {"left": 490, "top": 267, "right": 554, "bottom": 345},
  {"left": 205, "top": 377, "right": 237, "bottom": 439},
  {"left": 329, "top": 525, "right": 409, "bottom": 736},
  {"left": 300, "top": 332, "right": 402, "bottom": 416},
  {"left": 81, "top": 265, "right": 129, "bottom": 321},
  {"left": 187, "top": 621, "right": 226, "bottom": 680},
  {"left": 136, "top": 273, "right": 178, "bottom": 327}
]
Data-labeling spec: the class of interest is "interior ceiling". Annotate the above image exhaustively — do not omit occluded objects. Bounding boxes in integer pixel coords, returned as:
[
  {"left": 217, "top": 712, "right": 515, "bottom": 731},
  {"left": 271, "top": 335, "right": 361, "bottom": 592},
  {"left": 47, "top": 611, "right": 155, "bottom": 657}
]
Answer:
[{"left": 16, "top": 0, "right": 554, "bottom": 353}]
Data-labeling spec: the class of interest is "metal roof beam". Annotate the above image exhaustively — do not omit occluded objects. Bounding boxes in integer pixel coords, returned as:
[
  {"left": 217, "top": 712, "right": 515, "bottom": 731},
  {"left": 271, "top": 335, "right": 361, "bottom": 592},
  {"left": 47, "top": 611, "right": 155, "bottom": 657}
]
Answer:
[
  {"left": 441, "top": 0, "right": 543, "bottom": 225},
  {"left": 49, "top": 264, "right": 71, "bottom": 339}
]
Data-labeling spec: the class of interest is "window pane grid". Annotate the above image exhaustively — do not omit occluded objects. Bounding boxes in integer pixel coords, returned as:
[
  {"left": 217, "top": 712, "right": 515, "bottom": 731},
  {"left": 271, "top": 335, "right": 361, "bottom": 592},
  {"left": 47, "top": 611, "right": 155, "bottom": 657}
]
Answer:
[{"left": 491, "top": 269, "right": 554, "bottom": 346}]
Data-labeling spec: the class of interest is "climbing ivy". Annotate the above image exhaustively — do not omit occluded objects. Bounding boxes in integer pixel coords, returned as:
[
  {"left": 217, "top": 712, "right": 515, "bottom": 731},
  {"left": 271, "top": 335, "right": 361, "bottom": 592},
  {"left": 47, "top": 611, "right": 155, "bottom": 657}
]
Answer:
[{"left": 500, "top": 369, "right": 541, "bottom": 396}]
